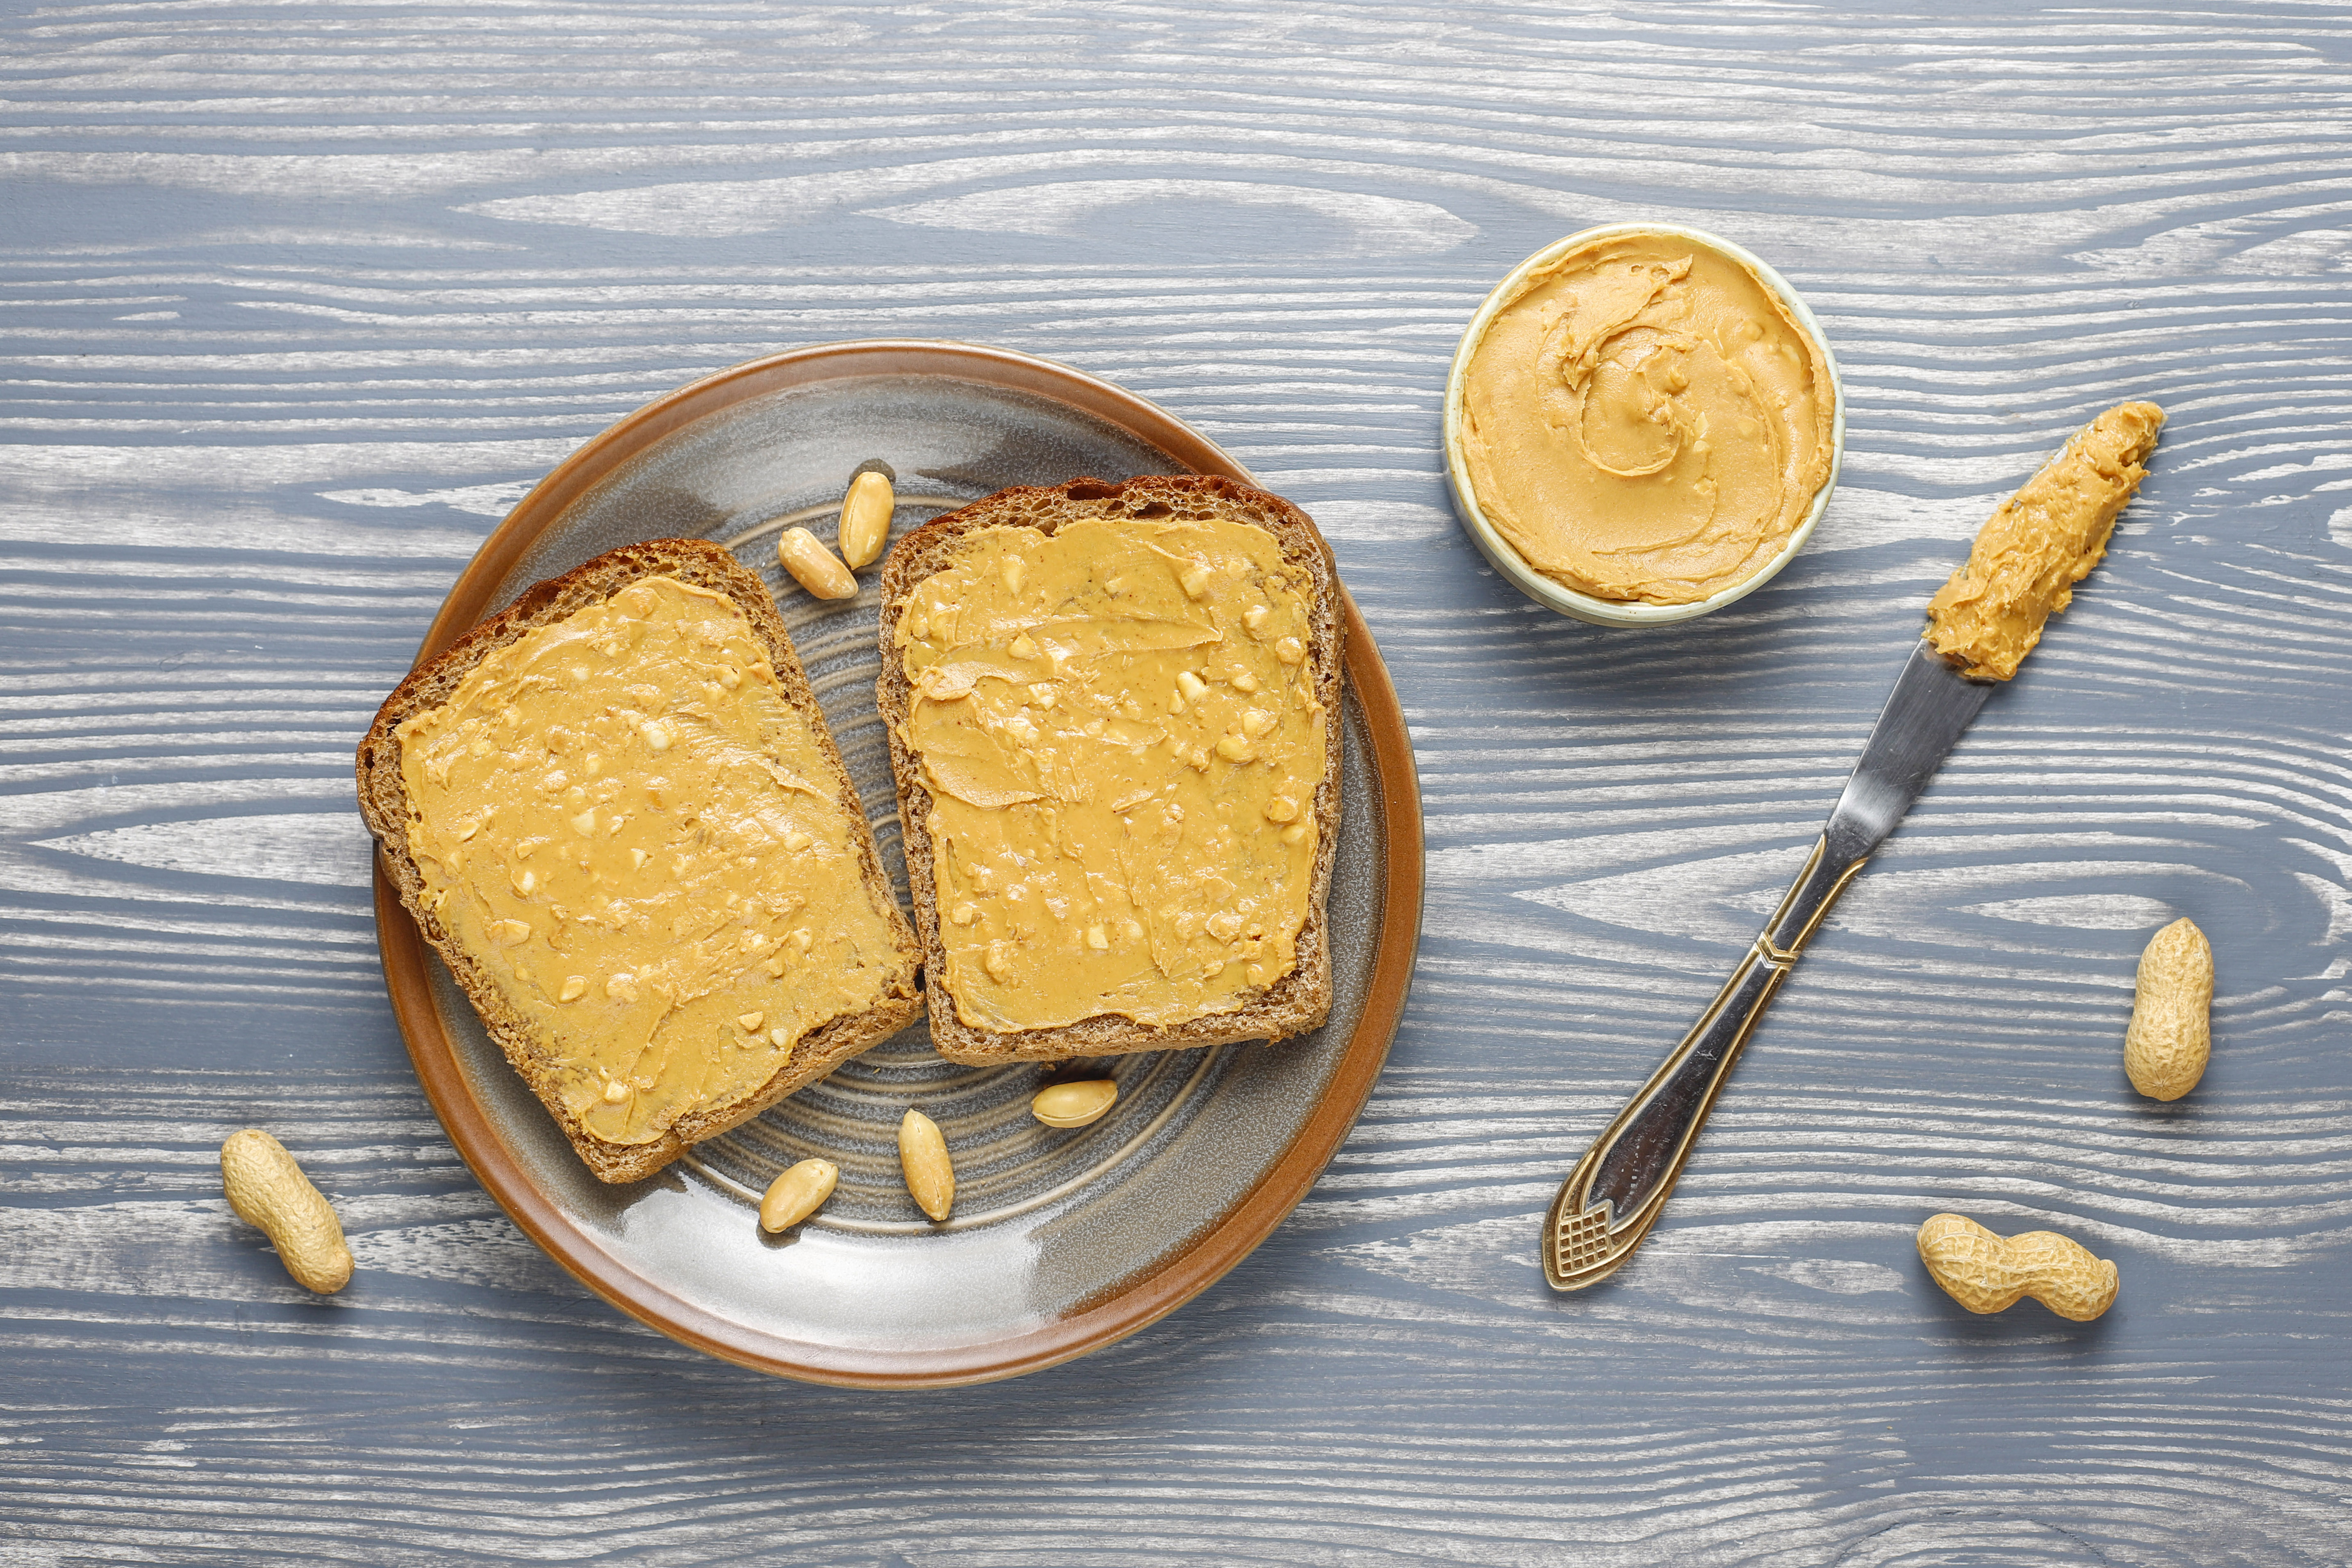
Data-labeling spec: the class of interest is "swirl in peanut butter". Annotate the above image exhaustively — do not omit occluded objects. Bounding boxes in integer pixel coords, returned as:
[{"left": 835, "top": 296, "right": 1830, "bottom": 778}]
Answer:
[
  {"left": 894, "top": 517, "right": 1324, "bottom": 1033},
  {"left": 395, "top": 577, "right": 903, "bottom": 1147},
  {"left": 1458, "top": 231, "right": 1836, "bottom": 604}
]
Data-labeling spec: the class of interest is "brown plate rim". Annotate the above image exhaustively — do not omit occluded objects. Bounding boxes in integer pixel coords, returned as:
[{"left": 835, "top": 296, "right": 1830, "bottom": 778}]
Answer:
[{"left": 371, "top": 337, "right": 1426, "bottom": 1388}]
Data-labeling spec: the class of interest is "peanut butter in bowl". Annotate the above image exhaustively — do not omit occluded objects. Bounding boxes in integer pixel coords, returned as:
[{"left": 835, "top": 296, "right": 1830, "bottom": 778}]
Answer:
[{"left": 1444, "top": 223, "right": 1845, "bottom": 626}]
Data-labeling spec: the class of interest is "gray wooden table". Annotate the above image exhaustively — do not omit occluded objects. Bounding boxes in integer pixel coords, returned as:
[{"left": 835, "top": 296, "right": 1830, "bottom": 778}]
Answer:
[{"left": 6, "top": 1, "right": 2350, "bottom": 1561}]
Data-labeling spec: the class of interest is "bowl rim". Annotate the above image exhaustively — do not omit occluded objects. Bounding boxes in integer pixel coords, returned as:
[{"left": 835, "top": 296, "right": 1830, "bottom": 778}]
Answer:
[{"left": 1441, "top": 221, "right": 1846, "bottom": 628}]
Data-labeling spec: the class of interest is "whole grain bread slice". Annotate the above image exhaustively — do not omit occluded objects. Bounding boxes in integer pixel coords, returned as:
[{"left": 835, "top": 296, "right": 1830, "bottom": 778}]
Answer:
[
  {"left": 877, "top": 474, "right": 1344, "bottom": 1065},
  {"left": 358, "top": 538, "right": 923, "bottom": 1183}
]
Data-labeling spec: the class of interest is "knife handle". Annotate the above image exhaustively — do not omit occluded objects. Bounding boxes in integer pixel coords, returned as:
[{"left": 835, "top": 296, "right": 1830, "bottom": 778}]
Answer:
[{"left": 1542, "top": 834, "right": 1869, "bottom": 1291}]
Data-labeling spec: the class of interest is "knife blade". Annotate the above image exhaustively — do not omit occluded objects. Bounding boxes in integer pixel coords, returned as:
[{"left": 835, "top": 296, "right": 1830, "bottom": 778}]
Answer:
[{"left": 1542, "top": 640, "right": 1995, "bottom": 1290}]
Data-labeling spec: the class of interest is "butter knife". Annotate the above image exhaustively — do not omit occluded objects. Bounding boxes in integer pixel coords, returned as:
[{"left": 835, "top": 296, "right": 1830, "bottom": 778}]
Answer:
[{"left": 1542, "top": 640, "right": 1994, "bottom": 1290}]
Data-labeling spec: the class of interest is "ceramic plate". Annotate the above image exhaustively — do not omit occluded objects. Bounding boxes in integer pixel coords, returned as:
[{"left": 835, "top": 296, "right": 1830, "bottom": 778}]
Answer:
[{"left": 373, "top": 339, "right": 1425, "bottom": 1387}]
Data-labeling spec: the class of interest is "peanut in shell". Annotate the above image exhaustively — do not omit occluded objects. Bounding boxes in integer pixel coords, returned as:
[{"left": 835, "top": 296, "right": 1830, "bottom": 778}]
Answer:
[
  {"left": 1916, "top": 1213, "right": 2117, "bottom": 1322},
  {"left": 220, "top": 1129, "right": 353, "bottom": 1294},
  {"left": 2125, "top": 916, "right": 2212, "bottom": 1101}
]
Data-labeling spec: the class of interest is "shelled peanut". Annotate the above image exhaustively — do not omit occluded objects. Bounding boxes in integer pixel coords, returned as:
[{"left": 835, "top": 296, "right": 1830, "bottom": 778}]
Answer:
[
  {"left": 778, "top": 527, "right": 858, "bottom": 600},
  {"left": 899, "top": 1108, "right": 954, "bottom": 1222},
  {"left": 1032, "top": 1079, "right": 1117, "bottom": 1128},
  {"left": 838, "top": 470, "right": 894, "bottom": 569},
  {"left": 760, "top": 1159, "right": 840, "bottom": 1233}
]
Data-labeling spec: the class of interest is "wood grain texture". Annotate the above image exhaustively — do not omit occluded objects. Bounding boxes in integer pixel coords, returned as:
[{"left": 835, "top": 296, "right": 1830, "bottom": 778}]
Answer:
[{"left": 5, "top": 0, "right": 2351, "bottom": 1561}]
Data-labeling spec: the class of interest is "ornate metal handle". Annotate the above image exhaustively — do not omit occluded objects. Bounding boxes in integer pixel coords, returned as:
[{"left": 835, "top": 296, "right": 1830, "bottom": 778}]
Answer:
[{"left": 1542, "top": 833, "right": 1870, "bottom": 1290}]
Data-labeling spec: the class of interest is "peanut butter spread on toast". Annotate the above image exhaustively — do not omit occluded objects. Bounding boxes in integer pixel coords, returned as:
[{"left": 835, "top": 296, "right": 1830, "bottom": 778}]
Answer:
[
  {"left": 1924, "top": 401, "right": 2165, "bottom": 680},
  {"left": 1458, "top": 230, "right": 1836, "bottom": 604},
  {"left": 895, "top": 517, "right": 1325, "bottom": 1033},
  {"left": 395, "top": 576, "right": 903, "bottom": 1147}
]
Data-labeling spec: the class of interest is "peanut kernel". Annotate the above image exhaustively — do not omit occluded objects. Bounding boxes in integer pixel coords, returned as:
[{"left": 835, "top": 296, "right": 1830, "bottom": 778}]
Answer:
[
  {"left": 837, "top": 470, "right": 893, "bottom": 569},
  {"left": 558, "top": 975, "right": 587, "bottom": 1001},
  {"left": 1032, "top": 1079, "right": 1118, "bottom": 1129},
  {"left": 738, "top": 1011, "right": 765, "bottom": 1032},
  {"left": 760, "top": 1158, "right": 840, "bottom": 1233},
  {"left": 778, "top": 527, "right": 858, "bottom": 600}
]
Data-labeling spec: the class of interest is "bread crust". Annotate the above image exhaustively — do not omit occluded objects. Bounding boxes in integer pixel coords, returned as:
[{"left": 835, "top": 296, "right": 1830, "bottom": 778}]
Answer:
[
  {"left": 876, "top": 475, "right": 1344, "bottom": 1065},
  {"left": 357, "top": 538, "right": 924, "bottom": 1183}
]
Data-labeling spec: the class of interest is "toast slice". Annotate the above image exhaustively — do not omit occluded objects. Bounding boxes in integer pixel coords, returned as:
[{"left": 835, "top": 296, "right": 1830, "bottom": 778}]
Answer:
[
  {"left": 359, "top": 538, "right": 923, "bottom": 1182},
  {"left": 878, "top": 474, "right": 1344, "bottom": 1065}
]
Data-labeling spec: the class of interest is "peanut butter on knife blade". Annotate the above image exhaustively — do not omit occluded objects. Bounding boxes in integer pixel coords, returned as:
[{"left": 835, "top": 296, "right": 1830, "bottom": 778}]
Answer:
[{"left": 1924, "top": 401, "right": 2165, "bottom": 680}]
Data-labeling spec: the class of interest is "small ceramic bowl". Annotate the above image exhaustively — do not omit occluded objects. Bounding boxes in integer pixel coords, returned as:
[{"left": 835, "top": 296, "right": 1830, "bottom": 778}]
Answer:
[{"left": 1442, "top": 221, "right": 1846, "bottom": 628}]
